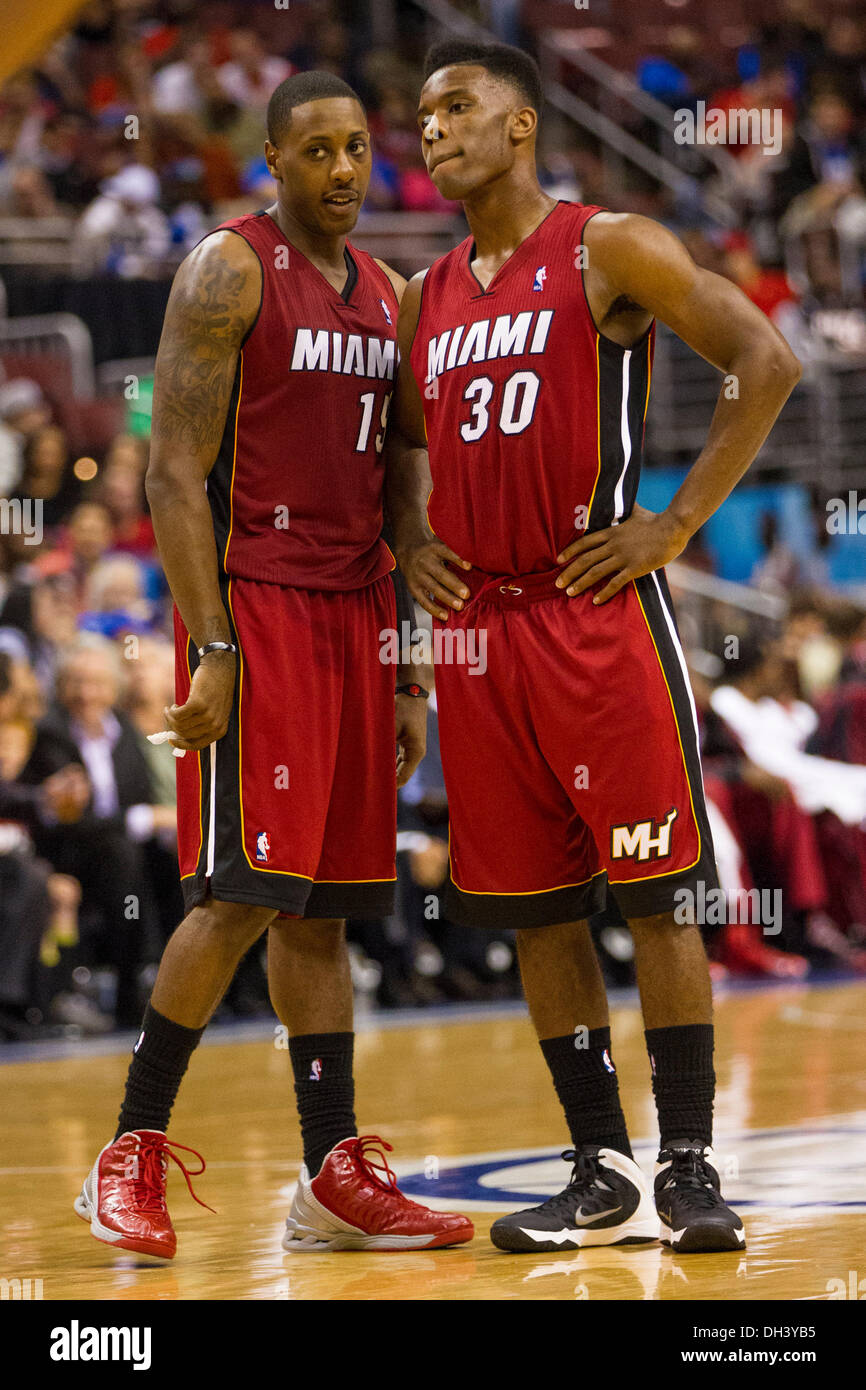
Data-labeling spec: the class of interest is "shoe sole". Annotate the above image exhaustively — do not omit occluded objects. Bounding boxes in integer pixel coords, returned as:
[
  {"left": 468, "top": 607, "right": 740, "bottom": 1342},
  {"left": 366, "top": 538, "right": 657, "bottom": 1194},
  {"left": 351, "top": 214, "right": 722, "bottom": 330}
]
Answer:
[
  {"left": 490, "top": 1220, "right": 660, "bottom": 1254},
  {"left": 660, "top": 1218, "right": 746, "bottom": 1254},
  {"left": 74, "top": 1186, "right": 175, "bottom": 1261},
  {"left": 282, "top": 1218, "right": 473, "bottom": 1253}
]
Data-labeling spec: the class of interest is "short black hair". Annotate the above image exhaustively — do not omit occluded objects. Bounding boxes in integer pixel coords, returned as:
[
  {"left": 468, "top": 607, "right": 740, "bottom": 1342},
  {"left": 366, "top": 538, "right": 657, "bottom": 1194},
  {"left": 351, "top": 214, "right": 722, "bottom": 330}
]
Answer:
[
  {"left": 423, "top": 38, "right": 543, "bottom": 116},
  {"left": 267, "top": 70, "right": 363, "bottom": 145}
]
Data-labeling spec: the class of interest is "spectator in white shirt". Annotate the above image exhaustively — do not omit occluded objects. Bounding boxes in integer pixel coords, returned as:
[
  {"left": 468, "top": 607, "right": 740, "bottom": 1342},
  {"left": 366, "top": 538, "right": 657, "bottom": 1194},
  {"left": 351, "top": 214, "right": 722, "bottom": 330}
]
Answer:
[
  {"left": 74, "top": 165, "right": 171, "bottom": 278},
  {"left": 216, "top": 29, "right": 292, "bottom": 111}
]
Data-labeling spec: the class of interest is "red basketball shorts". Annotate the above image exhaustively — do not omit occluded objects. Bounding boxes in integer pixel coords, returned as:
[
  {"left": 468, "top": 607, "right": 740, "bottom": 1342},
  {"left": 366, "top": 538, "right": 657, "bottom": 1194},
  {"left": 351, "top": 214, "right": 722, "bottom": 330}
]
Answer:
[
  {"left": 434, "top": 566, "right": 719, "bottom": 928},
  {"left": 175, "top": 573, "right": 397, "bottom": 918}
]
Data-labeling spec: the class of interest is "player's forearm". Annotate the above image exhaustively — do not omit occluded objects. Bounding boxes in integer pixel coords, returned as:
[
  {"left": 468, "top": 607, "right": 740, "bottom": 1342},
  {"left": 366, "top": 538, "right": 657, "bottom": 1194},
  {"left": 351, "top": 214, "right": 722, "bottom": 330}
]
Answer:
[
  {"left": 663, "top": 341, "right": 801, "bottom": 543},
  {"left": 145, "top": 463, "right": 232, "bottom": 649},
  {"left": 384, "top": 432, "right": 434, "bottom": 561}
]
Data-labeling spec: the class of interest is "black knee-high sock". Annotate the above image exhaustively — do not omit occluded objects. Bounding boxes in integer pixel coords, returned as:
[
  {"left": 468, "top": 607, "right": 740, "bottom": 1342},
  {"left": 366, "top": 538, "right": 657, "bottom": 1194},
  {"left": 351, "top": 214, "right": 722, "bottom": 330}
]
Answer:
[
  {"left": 289, "top": 1032, "right": 357, "bottom": 1176},
  {"left": 644, "top": 1024, "right": 715, "bottom": 1149},
  {"left": 115, "top": 1003, "right": 205, "bottom": 1139},
  {"left": 539, "top": 1027, "right": 632, "bottom": 1158}
]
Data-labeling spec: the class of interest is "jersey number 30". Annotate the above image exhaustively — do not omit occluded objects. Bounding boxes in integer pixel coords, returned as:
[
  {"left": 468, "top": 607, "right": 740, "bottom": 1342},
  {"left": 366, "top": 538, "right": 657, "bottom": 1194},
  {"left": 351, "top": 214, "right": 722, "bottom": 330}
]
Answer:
[{"left": 460, "top": 370, "right": 541, "bottom": 442}]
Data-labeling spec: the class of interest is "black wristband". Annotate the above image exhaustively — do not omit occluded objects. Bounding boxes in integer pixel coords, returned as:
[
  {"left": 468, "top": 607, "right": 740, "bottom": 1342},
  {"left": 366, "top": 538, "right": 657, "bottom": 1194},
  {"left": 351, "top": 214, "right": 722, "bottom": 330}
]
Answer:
[
  {"left": 396, "top": 682, "right": 429, "bottom": 699},
  {"left": 197, "top": 641, "right": 237, "bottom": 659}
]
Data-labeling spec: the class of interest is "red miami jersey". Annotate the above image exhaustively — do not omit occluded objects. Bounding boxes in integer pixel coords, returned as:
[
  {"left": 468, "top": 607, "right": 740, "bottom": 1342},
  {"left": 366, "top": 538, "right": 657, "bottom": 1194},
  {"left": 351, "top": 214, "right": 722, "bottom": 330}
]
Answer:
[
  {"left": 410, "top": 200, "right": 655, "bottom": 575},
  {"left": 205, "top": 210, "right": 399, "bottom": 589}
]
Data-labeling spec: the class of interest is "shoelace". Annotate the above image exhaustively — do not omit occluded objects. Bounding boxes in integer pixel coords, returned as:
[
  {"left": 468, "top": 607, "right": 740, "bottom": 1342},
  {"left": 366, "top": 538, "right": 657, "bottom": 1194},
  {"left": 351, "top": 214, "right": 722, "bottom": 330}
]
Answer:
[
  {"left": 542, "top": 1149, "right": 616, "bottom": 1218},
  {"left": 131, "top": 1135, "right": 216, "bottom": 1214},
  {"left": 346, "top": 1135, "right": 401, "bottom": 1193},
  {"left": 661, "top": 1148, "right": 719, "bottom": 1209}
]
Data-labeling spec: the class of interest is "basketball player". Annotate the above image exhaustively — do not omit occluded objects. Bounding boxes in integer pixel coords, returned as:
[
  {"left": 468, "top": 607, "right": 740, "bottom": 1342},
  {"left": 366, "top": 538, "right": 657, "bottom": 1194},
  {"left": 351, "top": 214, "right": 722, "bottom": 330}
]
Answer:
[
  {"left": 74, "top": 72, "right": 473, "bottom": 1258},
  {"left": 387, "top": 40, "right": 802, "bottom": 1254}
]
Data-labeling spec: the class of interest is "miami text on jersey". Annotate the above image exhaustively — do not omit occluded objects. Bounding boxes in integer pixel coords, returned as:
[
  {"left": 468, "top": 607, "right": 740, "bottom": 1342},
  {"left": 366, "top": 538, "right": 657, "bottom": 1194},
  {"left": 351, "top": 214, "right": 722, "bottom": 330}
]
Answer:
[
  {"left": 290, "top": 329, "right": 397, "bottom": 379},
  {"left": 425, "top": 309, "right": 555, "bottom": 382}
]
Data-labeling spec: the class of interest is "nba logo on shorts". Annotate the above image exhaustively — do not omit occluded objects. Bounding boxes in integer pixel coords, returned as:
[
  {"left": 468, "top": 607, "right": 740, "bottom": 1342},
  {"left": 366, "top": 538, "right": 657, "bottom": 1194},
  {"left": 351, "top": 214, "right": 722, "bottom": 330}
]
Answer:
[
  {"left": 602, "top": 1048, "right": 616, "bottom": 1074},
  {"left": 533, "top": 265, "right": 547, "bottom": 291},
  {"left": 256, "top": 831, "right": 270, "bottom": 863},
  {"left": 309, "top": 1058, "right": 322, "bottom": 1081}
]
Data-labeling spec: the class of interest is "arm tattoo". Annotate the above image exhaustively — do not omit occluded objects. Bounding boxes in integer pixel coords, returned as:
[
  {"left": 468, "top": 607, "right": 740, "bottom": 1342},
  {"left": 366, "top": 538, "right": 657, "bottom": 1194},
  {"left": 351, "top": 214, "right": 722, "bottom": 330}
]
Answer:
[{"left": 152, "top": 250, "right": 255, "bottom": 453}]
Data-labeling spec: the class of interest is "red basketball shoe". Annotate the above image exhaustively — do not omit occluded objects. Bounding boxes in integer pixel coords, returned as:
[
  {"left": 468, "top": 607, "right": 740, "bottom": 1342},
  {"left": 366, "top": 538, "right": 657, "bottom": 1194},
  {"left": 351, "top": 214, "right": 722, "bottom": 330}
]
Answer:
[
  {"left": 282, "top": 1134, "right": 474, "bottom": 1251},
  {"left": 74, "top": 1129, "right": 213, "bottom": 1259}
]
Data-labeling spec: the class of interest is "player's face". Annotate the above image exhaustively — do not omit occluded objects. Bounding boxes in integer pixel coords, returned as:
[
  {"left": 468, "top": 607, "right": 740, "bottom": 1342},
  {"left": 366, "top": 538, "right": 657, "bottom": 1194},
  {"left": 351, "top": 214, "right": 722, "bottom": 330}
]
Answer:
[
  {"left": 266, "top": 97, "right": 371, "bottom": 235},
  {"left": 417, "top": 65, "right": 522, "bottom": 200}
]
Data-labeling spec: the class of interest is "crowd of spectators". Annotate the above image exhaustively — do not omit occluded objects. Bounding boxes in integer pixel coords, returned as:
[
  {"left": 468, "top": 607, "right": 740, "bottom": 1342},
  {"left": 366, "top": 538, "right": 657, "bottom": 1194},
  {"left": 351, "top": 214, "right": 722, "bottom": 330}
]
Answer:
[
  {"left": 2, "top": 0, "right": 865, "bottom": 311},
  {"left": 0, "top": 0, "right": 465, "bottom": 279},
  {"left": 624, "top": 2, "right": 866, "bottom": 316}
]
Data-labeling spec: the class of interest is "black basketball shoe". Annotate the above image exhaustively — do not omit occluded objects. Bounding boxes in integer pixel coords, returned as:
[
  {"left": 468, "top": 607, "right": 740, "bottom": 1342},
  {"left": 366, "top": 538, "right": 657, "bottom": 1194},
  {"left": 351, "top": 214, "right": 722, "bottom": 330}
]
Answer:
[
  {"left": 654, "top": 1140, "right": 746, "bottom": 1253},
  {"left": 489, "top": 1145, "right": 659, "bottom": 1253}
]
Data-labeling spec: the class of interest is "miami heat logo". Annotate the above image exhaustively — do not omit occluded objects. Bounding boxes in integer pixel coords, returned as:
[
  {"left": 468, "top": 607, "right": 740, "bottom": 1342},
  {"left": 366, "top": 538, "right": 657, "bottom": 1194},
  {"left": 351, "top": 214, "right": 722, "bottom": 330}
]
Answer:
[{"left": 256, "top": 831, "right": 270, "bottom": 863}]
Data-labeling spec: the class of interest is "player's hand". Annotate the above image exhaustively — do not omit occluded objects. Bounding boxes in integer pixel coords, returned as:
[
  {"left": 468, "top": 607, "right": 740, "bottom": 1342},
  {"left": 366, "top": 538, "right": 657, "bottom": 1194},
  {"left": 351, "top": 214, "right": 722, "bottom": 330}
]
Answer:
[
  {"left": 398, "top": 539, "right": 471, "bottom": 622},
  {"left": 742, "top": 763, "right": 791, "bottom": 802},
  {"left": 395, "top": 692, "right": 427, "bottom": 788},
  {"left": 42, "top": 765, "right": 90, "bottom": 822},
  {"left": 164, "top": 651, "right": 236, "bottom": 751},
  {"left": 555, "top": 505, "right": 689, "bottom": 605}
]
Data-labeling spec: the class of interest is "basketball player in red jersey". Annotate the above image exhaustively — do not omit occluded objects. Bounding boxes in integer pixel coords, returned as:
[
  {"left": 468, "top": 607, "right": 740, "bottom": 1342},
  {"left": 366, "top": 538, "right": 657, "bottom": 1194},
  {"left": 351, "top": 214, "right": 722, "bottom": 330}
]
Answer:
[
  {"left": 73, "top": 72, "right": 472, "bottom": 1258},
  {"left": 388, "top": 41, "right": 802, "bottom": 1254}
]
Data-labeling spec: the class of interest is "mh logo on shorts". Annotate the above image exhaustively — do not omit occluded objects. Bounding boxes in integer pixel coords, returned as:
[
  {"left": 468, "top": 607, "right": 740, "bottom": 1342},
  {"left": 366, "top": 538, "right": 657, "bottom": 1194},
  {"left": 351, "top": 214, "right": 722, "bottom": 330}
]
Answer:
[
  {"left": 256, "top": 831, "right": 271, "bottom": 863},
  {"left": 610, "top": 808, "right": 678, "bottom": 862}
]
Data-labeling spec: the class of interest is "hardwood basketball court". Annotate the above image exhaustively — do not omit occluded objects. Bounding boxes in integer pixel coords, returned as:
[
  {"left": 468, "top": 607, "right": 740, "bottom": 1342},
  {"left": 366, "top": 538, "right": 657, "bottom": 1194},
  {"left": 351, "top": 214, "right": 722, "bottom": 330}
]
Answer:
[{"left": 2, "top": 979, "right": 864, "bottom": 1301}]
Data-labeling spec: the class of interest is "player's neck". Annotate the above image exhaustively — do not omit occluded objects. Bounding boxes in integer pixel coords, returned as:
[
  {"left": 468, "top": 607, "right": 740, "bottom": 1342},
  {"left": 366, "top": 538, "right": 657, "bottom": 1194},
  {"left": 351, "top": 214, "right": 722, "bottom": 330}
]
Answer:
[
  {"left": 267, "top": 202, "right": 348, "bottom": 276},
  {"left": 462, "top": 174, "right": 556, "bottom": 262}
]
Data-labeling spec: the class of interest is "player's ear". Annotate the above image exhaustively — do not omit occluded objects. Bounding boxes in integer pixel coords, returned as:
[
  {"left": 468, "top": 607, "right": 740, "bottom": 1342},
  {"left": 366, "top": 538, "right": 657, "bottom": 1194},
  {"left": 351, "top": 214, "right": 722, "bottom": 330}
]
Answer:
[
  {"left": 509, "top": 105, "right": 538, "bottom": 147},
  {"left": 264, "top": 140, "right": 282, "bottom": 182}
]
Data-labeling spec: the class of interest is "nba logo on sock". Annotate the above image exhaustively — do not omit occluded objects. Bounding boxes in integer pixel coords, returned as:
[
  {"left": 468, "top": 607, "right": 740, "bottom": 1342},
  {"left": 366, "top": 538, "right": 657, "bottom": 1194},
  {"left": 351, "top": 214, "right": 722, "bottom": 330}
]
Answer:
[
  {"left": 602, "top": 1048, "right": 616, "bottom": 1074},
  {"left": 309, "top": 1058, "right": 322, "bottom": 1081},
  {"left": 256, "top": 831, "right": 270, "bottom": 863},
  {"left": 533, "top": 265, "right": 547, "bottom": 291}
]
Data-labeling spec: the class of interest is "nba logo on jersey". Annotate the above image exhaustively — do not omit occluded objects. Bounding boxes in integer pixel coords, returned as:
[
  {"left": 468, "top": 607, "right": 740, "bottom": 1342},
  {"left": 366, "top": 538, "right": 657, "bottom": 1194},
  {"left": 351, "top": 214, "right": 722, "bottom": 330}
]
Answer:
[
  {"left": 379, "top": 297, "right": 392, "bottom": 325},
  {"left": 309, "top": 1058, "right": 322, "bottom": 1081},
  {"left": 602, "top": 1048, "right": 616, "bottom": 1074},
  {"left": 256, "top": 831, "right": 270, "bottom": 863},
  {"left": 533, "top": 265, "right": 547, "bottom": 292}
]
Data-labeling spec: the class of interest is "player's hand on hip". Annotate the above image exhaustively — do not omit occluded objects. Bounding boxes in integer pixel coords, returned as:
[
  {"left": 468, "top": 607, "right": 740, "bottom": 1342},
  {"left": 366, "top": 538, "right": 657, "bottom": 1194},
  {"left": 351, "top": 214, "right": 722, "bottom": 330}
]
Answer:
[
  {"left": 164, "top": 652, "right": 236, "bottom": 751},
  {"left": 555, "top": 505, "right": 688, "bottom": 605},
  {"left": 395, "top": 692, "right": 427, "bottom": 788},
  {"left": 399, "top": 540, "right": 471, "bottom": 622}
]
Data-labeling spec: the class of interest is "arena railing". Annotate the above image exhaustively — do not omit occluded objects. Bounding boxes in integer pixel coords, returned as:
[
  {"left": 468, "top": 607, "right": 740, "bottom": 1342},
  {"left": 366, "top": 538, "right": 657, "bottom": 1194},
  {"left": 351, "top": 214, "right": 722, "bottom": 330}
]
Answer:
[
  {"left": 665, "top": 561, "right": 786, "bottom": 665},
  {"left": 408, "top": 0, "right": 733, "bottom": 225},
  {"left": 0, "top": 311, "right": 95, "bottom": 398},
  {"left": 646, "top": 323, "right": 866, "bottom": 487}
]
